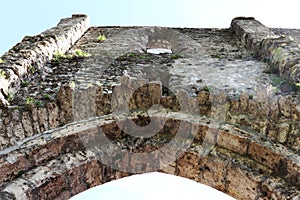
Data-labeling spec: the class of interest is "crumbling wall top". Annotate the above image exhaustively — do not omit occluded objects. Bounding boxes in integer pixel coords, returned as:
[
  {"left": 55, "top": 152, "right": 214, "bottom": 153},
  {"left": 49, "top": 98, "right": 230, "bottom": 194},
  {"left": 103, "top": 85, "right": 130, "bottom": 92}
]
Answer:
[{"left": 0, "top": 14, "right": 90, "bottom": 107}]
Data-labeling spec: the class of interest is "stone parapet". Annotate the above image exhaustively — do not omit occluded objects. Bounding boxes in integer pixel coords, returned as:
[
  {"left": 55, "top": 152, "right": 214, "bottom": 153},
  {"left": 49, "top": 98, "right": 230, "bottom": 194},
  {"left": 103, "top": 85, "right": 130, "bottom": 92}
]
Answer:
[
  {"left": 0, "top": 15, "right": 90, "bottom": 107},
  {"left": 231, "top": 17, "right": 300, "bottom": 84}
]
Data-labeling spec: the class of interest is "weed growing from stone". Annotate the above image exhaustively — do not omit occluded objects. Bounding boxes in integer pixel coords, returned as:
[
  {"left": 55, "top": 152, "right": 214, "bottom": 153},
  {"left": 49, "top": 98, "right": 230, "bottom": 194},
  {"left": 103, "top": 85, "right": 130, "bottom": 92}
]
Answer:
[
  {"left": 270, "top": 76, "right": 283, "bottom": 86},
  {"left": 7, "top": 91, "right": 14, "bottom": 101},
  {"left": 138, "top": 55, "right": 147, "bottom": 59},
  {"left": 37, "top": 69, "right": 43, "bottom": 74},
  {"left": 170, "top": 54, "right": 182, "bottom": 59},
  {"left": 35, "top": 100, "right": 43, "bottom": 107},
  {"left": 97, "top": 34, "right": 106, "bottom": 42},
  {"left": 43, "top": 94, "right": 51, "bottom": 100},
  {"left": 21, "top": 81, "right": 30, "bottom": 87},
  {"left": 128, "top": 53, "right": 136, "bottom": 58},
  {"left": 28, "top": 65, "right": 35, "bottom": 73},
  {"left": 53, "top": 51, "right": 68, "bottom": 62},
  {"left": 0, "top": 69, "right": 5, "bottom": 78},
  {"left": 74, "top": 49, "right": 91, "bottom": 58},
  {"left": 202, "top": 86, "right": 211, "bottom": 92},
  {"left": 25, "top": 97, "right": 34, "bottom": 106},
  {"left": 53, "top": 50, "right": 90, "bottom": 62},
  {"left": 0, "top": 58, "right": 5, "bottom": 63}
]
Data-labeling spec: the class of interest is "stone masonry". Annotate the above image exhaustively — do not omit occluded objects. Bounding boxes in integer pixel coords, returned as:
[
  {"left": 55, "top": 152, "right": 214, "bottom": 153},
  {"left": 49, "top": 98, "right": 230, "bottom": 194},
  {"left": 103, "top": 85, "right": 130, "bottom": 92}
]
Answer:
[{"left": 0, "top": 14, "right": 300, "bottom": 199}]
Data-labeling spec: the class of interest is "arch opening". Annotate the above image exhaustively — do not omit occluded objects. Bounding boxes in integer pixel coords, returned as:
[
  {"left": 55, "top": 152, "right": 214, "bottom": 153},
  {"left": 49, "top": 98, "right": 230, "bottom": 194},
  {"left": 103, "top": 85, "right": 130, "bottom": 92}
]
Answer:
[{"left": 146, "top": 38, "right": 172, "bottom": 54}]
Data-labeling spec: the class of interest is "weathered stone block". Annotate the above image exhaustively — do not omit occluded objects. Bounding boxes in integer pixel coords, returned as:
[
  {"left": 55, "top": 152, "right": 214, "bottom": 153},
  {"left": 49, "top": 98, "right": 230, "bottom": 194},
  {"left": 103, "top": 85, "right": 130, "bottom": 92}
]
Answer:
[
  {"left": 248, "top": 141, "right": 284, "bottom": 170},
  {"left": 176, "top": 151, "right": 201, "bottom": 182},
  {"left": 276, "top": 122, "right": 290, "bottom": 143},
  {"left": 226, "top": 162, "right": 262, "bottom": 200},
  {"left": 217, "top": 129, "right": 249, "bottom": 155},
  {"left": 46, "top": 102, "right": 59, "bottom": 129},
  {"left": 57, "top": 85, "right": 74, "bottom": 125},
  {"left": 199, "top": 154, "right": 228, "bottom": 191},
  {"left": 21, "top": 111, "right": 34, "bottom": 137},
  {"left": 37, "top": 107, "right": 49, "bottom": 132}
]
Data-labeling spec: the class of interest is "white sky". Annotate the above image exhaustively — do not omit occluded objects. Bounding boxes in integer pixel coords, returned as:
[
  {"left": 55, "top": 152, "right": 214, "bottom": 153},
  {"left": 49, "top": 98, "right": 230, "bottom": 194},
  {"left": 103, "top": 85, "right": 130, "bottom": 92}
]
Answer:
[
  {"left": 0, "top": 0, "right": 300, "bottom": 55},
  {"left": 70, "top": 172, "right": 236, "bottom": 200}
]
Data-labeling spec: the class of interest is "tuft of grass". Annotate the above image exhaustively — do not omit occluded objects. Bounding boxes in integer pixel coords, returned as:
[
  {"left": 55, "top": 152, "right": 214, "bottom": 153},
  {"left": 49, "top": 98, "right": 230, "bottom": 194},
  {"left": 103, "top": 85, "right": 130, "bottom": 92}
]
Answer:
[
  {"left": 0, "top": 69, "right": 5, "bottom": 78},
  {"left": 43, "top": 94, "right": 51, "bottom": 100},
  {"left": 138, "top": 55, "right": 147, "bottom": 59},
  {"left": 21, "top": 81, "right": 30, "bottom": 87},
  {"left": 25, "top": 97, "right": 43, "bottom": 107},
  {"left": 74, "top": 49, "right": 91, "bottom": 58},
  {"left": 7, "top": 91, "right": 14, "bottom": 101},
  {"left": 202, "top": 86, "right": 211, "bottom": 92},
  {"left": 25, "top": 97, "right": 34, "bottom": 106},
  {"left": 170, "top": 54, "right": 182, "bottom": 59},
  {"left": 28, "top": 65, "right": 35, "bottom": 73},
  {"left": 35, "top": 100, "right": 42, "bottom": 107},
  {"left": 97, "top": 34, "right": 106, "bottom": 42},
  {"left": 270, "top": 76, "right": 283, "bottom": 86},
  {"left": 0, "top": 58, "right": 5, "bottom": 64},
  {"left": 53, "top": 51, "right": 67, "bottom": 62},
  {"left": 128, "top": 53, "right": 136, "bottom": 58}
]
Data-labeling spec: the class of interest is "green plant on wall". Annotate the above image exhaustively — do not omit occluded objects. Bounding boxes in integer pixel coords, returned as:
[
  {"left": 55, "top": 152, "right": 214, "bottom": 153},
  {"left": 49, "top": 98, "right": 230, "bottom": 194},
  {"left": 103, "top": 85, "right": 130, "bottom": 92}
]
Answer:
[
  {"left": 0, "top": 58, "right": 5, "bottom": 64},
  {"left": 97, "top": 34, "right": 106, "bottom": 42},
  {"left": 35, "top": 100, "right": 42, "bottom": 107},
  {"left": 296, "top": 83, "right": 300, "bottom": 91},
  {"left": 43, "top": 93, "right": 52, "bottom": 100},
  {"left": 25, "top": 97, "right": 34, "bottom": 106},
  {"left": 7, "top": 91, "right": 14, "bottom": 101},
  {"left": 28, "top": 65, "right": 35, "bottom": 73},
  {"left": 21, "top": 81, "right": 30, "bottom": 87},
  {"left": 74, "top": 49, "right": 91, "bottom": 58},
  {"left": 0, "top": 69, "right": 5, "bottom": 78},
  {"left": 53, "top": 51, "right": 67, "bottom": 62},
  {"left": 128, "top": 53, "right": 135, "bottom": 58},
  {"left": 170, "top": 54, "right": 182, "bottom": 59}
]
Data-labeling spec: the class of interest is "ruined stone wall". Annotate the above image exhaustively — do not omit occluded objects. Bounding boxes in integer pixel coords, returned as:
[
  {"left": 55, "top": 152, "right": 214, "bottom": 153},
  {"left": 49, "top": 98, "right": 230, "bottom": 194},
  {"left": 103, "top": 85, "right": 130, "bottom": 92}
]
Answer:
[
  {"left": 231, "top": 17, "right": 300, "bottom": 83},
  {"left": 0, "top": 14, "right": 90, "bottom": 107},
  {"left": 0, "top": 15, "right": 299, "bottom": 200}
]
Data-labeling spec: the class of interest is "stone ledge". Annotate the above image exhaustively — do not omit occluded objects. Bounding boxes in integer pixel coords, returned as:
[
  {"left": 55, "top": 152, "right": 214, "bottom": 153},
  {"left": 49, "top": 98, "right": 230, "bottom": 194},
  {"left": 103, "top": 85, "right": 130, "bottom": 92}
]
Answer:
[
  {"left": 0, "top": 14, "right": 90, "bottom": 107},
  {"left": 231, "top": 17, "right": 300, "bottom": 84}
]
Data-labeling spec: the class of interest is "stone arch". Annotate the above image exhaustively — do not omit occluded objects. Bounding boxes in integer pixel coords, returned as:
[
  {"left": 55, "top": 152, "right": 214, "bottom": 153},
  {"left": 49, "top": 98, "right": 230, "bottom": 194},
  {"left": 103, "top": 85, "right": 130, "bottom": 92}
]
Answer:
[
  {"left": 1, "top": 105, "right": 298, "bottom": 199},
  {"left": 0, "top": 77, "right": 299, "bottom": 199}
]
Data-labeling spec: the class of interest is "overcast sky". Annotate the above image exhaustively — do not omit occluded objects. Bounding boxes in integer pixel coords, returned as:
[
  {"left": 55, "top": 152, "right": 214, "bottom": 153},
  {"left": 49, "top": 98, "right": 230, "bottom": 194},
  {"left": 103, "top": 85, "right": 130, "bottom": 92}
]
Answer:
[{"left": 1, "top": 0, "right": 300, "bottom": 55}]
